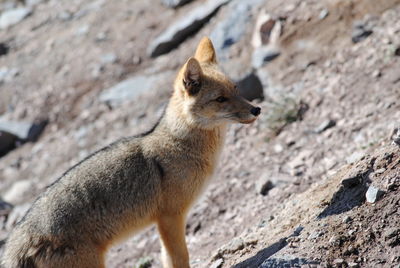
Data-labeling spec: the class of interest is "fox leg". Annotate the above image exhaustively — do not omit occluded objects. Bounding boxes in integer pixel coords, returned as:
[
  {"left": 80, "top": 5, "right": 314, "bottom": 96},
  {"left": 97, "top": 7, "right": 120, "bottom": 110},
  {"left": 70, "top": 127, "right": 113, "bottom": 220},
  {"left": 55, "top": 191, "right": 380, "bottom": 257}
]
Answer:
[{"left": 157, "top": 214, "right": 190, "bottom": 268}]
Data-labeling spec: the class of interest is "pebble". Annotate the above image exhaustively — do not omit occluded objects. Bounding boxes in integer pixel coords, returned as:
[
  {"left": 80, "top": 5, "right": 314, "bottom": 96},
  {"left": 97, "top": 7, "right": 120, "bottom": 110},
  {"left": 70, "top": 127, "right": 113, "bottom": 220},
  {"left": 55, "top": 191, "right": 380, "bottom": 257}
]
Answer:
[
  {"left": 100, "top": 53, "right": 118, "bottom": 64},
  {"left": 3, "top": 180, "right": 34, "bottom": 204},
  {"left": 365, "top": 185, "right": 384, "bottom": 203},
  {"left": 209, "top": 258, "right": 224, "bottom": 268},
  {"left": 314, "top": 119, "right": 336, "bottom": 133},
  {"left": 319, "top": 9, "right": 329, "bottom": 20},
  {"left": 256, "top": 177, "right": 274, "bottom": 196},
  {"left": 342, "top": 215, "right": 352, "bottom": 223},
  {"left": 148, "top": 0, "right": 229, "bottom": 57},
  {"left": 161, "top": 0, "right": 193, "bottom": 8},
  {"left": 351, "top": 21, "right": 373, "bottom": 43},
  {"left": 0, "top": 7, "right": 32, "bottom": 29}
]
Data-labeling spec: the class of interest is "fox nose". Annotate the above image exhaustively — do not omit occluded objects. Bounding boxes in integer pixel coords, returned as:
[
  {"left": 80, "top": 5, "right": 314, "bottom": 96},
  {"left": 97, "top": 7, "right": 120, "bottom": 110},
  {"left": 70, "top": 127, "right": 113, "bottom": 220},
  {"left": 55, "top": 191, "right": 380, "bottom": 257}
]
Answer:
[{"left": 250, "top": 107, "right": 261, "bottom": 116}]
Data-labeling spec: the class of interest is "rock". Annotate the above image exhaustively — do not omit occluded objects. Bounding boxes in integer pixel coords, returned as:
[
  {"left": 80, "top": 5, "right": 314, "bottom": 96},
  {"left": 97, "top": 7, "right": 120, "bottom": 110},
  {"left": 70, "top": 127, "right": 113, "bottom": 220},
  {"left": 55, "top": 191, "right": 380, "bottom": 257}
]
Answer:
[
  {"left": 135, "top": 256, "right": 153, "bottom": 268},
  {"left": 0, "top": 67, "right": 19, "bottom": 83},
  {"left": 225, "top": 237, "right": 244, "bottom": 253},
  {"left": 100, "top": 53, "right": 118, "bottom": 64},
  {"left": 251, "top": 10, "right": 276, "bottom": 48},
  {"left": 392, "top": 127, "right": 400, "bottom": 146},
  {"left": 395, "top": 46, "right": 400, "bottom": 57},
  {"left": 25, "top": 0, "right": 44, "bottom": 7},
  {"left": 3, "top": 179, "right": 35, "bottom": 204},
  {"left": 75, "top": 24, "right": 90, "bottom": 36},
  {"left": 5, "top": 203, "right": 31, "bottom": 231},
  {"left": 0, "top": 130, "right": 18, "bottom": 157},
  {"left": 58, "top": 11, "right": 73, "bottom": 21},
  {"left": 365, "top": 185, "right": 384, "bottom": 203},
  {"left": 252, "top": 45, "right": 280, "bottom": 68},
  {"left": 99, "top": 71, "right": 172, "bottom": 108},
  {"left": 0, "top": 117, "right": 47, "bottom": 142},
  {"left": 0, "top": 199, "right": 13, "bottom": 217},
  {"left": 0, "top": 42, "right": 9, "bottom": 57},
  {"left": 161, "top": 0, "right": 193, "bottom": 8},
  {"left": 256, "top": 177, "right": 274, "bottom": 196},
  {"left": 210, "top": 0, "right": 263, "bottom": 59},
  {"left": 319, "top": 8, "right": 329, "bottom": 20},
  {"left": 348, "top": 262, "right": 359, "bottom": 268},
  {"left": 235, "top": 71, "right": 264, "bottom": 101},
  {"left": 351, "top": 21, "right": 373, "bottom": 43},
  {"left": 0, "top": 7, "right": 32, "bottom": 30},
  {"left": 346, "top": 151, "right": 364, "bottom": 164},
  {"left": 342, "top": 215, "right": 352, "bottom": 223},
  {"left": 333, "top": 258, "right": 345, "bottom": 265},
  {"left": 148, "top": 0, "right": 229, "bottom": 57},
  {"left": 210, "top": 258, "right": 224, "bottom": 268},
  {"left": 314, "top": 119, "right": 336, "bottom": 133}
]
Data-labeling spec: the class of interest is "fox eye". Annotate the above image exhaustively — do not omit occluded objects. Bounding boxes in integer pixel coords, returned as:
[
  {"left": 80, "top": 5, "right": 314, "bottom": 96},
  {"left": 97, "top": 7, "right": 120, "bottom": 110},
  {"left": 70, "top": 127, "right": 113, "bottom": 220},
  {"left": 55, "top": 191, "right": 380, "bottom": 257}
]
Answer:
[{"left": 216, "top": 96, "right": 228, "bottom": 103}]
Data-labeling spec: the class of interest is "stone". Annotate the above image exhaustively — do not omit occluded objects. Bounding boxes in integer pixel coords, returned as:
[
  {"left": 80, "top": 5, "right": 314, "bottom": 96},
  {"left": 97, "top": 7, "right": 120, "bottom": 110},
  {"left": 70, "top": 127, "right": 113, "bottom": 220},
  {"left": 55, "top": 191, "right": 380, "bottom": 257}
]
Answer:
[
  {"left": 395, "top": 46, "right": 400, "bottom": 57},
  {"left": 314, "top": 119, "right": 336, "bottom": 133},
  {"left": 210, "top": 0, "right": 263, "bottom": 60},
  {"left": 225, "top": 237, "right": 244, "bottom": 253},
  {"left": 333, "top": 258, "right": 345, "bottom": 265},
  {"left": 0, "top": 117, "right": 47, "bottom": 142},
  {"left": 161, "top": 0, "right": 193, "bottom": 8},
  {"left": 75, "top": 24, "right": 90, "bottom": 36},
  {"left": 252, "top": 45, "right": 280, "bottom": 68},
  {"left": 346, "top": 151, "right": 364, "bottom": 164},
  {"left": 100, "top": 53, "right": 118, "bottom": 64},
  {"left": 342, "top": 215, "right": 352, "bottom": 223},
  {"left": 351, "top": 21, "right": 372, "bottom": 43},
  {"left": 252, "top": 10, "right": 275, "bottom": 48},
  {"left": 256, "top": 177, "right": 274, "bottom": 196},
  {"left": 0, "top": 42, "right": 9, "bottom": 57},
  {"left": 58, "top": 11, "right": 73, "bottom": 21},
  {"left": 25, "top": 0, "right": 44, "bottom": 6},
  {"left": 0, "top": 67, "right": 19, "bottom": 83},
  {"left": 5, "top": 203, "right": 31, "bottom": 231},
  {"left": 210, "top": 258, "right": 223, "bottom": 268},
  {"left": 3, "top": 180, "right": 34, "bottom": 204},
  {"left": 148, "top": 0, "right": 229, "bottom": 57},
  {"left": 0, "top": 130, "right": 18, "bottom": 157},
  {"left": 384, "top": 228, "right": 399, "bottom": 239},
  {"left": 319, "top": 9, "right": 329, "bottom": 20},
  {"left": 235, "top": 71, "right": 264, "bottom": 101},
  {"left": 135, "top": 256, "right": 153, "bottom": 268},
  {"left": 0, "top": 199, "right": 13, "bottom": 217},
  {"left": 365, "top": 185, "right": 384, "bottom": 203},
  {"left": 0, "top": 7, "right": 32, "bottom": 29},
  {"left": 99, "top": 71, "right": 172, "bottom": 108},
  {"left": 392, "top": 127, "right": 400, "bottom": 146}
]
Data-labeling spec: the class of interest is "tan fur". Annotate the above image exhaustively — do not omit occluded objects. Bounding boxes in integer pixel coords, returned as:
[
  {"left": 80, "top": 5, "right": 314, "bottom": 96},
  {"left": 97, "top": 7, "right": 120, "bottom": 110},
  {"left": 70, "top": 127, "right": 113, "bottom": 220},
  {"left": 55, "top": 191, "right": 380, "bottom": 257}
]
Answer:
[{"left": 2, "top": 37, "right": 260, "bottom": 268}]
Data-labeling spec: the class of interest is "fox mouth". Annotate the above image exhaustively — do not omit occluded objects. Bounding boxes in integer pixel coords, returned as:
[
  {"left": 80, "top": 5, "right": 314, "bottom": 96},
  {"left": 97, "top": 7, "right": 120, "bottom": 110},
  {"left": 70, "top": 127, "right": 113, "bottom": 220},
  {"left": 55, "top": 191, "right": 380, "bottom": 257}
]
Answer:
[{"left": 239, "top": 118, "right": 257, "bottom": 124}]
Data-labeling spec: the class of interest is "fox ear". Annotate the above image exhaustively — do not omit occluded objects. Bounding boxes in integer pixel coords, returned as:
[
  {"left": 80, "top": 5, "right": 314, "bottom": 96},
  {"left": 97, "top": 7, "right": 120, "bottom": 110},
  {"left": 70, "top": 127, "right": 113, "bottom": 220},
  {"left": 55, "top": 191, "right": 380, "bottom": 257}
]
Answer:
[
  {"left": 194, "top": 37, "right": 217, "bottom": 64},
  {"left": 183, "top": 57, "right": 202, "bottom": 95}
]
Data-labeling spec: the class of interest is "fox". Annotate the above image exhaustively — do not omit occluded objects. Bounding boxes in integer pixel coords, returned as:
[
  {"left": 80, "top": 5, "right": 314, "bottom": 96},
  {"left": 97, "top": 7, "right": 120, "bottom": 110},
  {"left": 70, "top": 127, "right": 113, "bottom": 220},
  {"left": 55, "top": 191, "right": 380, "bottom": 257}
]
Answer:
[{"left": 1, "top": 37, "right": 261, "bottom": 268}]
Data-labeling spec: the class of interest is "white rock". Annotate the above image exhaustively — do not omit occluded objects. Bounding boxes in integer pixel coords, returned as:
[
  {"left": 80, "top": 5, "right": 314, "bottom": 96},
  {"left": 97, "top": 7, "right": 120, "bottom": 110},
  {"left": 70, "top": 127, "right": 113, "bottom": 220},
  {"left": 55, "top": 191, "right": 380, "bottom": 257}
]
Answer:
[
  {"left": 0, "top": 7, "right": 32, "bottom": 30},
  {"left": 3, "top": 180, "right": 34, "bottom": 204}
]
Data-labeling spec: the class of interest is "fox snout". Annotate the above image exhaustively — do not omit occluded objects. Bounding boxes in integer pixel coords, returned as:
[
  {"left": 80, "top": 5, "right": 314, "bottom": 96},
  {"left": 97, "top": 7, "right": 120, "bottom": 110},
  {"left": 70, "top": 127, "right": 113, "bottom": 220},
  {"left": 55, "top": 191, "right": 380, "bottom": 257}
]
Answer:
[{"left": 250, "top": 107, "right": 261, "bottom": 116}]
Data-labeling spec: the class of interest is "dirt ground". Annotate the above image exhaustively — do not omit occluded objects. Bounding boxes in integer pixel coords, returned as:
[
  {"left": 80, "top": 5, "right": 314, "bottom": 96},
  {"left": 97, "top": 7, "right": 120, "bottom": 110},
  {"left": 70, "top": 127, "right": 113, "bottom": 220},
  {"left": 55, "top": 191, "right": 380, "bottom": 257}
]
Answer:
[{"left": 0, "top": 0, "right": 399, "bottom": 267}]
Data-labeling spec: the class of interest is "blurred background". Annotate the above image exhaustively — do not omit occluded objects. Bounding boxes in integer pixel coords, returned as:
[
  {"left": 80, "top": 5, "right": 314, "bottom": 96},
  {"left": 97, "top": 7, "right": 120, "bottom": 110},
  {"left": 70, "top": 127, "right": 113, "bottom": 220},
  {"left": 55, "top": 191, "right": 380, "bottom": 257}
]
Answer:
[{"left": 0, "top": 0, "right": 399, "bottom": 267}]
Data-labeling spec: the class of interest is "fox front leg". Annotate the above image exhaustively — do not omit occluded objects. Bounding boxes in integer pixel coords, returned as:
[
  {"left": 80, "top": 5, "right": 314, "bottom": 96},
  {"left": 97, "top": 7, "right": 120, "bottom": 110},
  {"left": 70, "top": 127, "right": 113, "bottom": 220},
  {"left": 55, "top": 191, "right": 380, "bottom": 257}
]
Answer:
[{"left": 157, "top": 214, "right": 190, "bottom": 268}]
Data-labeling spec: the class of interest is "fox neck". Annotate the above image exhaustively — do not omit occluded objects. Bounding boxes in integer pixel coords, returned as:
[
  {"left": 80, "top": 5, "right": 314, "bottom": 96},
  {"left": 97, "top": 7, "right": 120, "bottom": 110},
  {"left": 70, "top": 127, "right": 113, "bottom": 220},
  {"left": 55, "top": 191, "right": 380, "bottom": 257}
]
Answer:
[{"left": 160, "top": 95, "right": 227, "bottom": 153}]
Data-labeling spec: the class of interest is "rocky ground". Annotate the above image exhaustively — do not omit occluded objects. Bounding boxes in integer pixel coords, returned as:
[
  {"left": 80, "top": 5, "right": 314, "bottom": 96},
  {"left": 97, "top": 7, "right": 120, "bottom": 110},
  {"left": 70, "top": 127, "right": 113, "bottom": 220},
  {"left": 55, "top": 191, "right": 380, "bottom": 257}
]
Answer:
[{"left": 0, "top": 0, "right": 399, "bottom": 267}]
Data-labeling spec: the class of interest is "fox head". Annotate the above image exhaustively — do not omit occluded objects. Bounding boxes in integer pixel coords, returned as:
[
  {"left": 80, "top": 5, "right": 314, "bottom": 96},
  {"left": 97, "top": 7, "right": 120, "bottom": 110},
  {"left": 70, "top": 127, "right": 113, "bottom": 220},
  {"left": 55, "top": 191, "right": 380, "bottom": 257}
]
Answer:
[{"left": 171, "top": 37, "right": 261, "bottom": 129}]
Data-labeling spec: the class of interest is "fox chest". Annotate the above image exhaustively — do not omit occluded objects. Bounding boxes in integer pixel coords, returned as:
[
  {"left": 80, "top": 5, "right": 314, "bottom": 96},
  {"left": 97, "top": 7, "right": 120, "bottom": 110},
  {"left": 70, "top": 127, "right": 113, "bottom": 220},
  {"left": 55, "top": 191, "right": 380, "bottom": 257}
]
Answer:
[{"left": 157, "top": 151, "right": 221, "bottom": 213}]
